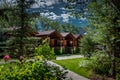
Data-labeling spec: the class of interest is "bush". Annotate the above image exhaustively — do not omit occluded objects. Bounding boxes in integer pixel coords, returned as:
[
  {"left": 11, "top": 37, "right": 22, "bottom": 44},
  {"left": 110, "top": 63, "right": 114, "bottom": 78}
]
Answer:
[
  {"left": 0, "top": 60, "right": 68, "bottom": 80},
  {"left": 54, "top": 47, "right": 65, "bottom": 55},
  {"left": 74, "top": 47, "right": 79, "bottom": 54},
  {"left": 87, "top": 51, "right": 111, "bottom": 76},
  {"left": 80, "top": 35, "right": 96, "bottom": 58},
  {"left": 59, "top": 47, "right": 65, "bottom": 54},
  {"left": 116, "top": 74, "right": 120, "bottom": 80},
  {"left": 35, "top": 38, "right": 56, "bottom": 60}
]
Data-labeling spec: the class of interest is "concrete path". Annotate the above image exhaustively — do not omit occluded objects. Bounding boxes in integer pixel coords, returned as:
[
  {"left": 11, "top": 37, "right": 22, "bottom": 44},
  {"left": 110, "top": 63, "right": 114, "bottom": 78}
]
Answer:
[
  {"left": 56, "top": 54, "right": 84, "bottom": 60},
  {"left": 67, "top": 70, "right": 89, "bottom": 80},
  {"left": 48, "top": 61, "right": 89, "bottom": 80}
]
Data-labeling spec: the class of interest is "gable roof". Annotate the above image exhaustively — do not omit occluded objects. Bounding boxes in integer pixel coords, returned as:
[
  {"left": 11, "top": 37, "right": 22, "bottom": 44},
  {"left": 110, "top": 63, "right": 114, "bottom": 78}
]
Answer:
[
  {"left": 73, "top": 34, "right": 80, "bottom": 39},
  {"left": 60, "top": 32, "right": 70, "bottom": 37},
  {"left": 74, "top": 34, "right": 83, "bottom": 39},
  {"left": 36, "top": 30, "right": 56, "bottom": 36},
  {"left": 61, "top": 32, "right": 75, "bottom": 40},
  {"left": 36, "top": 30, "right": 82, "bottom": 40}
]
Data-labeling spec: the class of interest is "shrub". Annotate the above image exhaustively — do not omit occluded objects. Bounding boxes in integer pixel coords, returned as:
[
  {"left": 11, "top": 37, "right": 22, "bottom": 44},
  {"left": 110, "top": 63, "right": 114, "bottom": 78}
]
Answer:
[
  {"left": 80, "top": 34, "right": 96, "bottom": 58},
  {"left": 0, "top": 60, "right": 68, "bottom": 80},
  {"left": 79, "top": 60, "right": 90, "bottom": 68},
  {"left": 116, "top": 73, "right": 120, "bottom": 80},
  {"left": 35, "top": 38, "right": 56, "bottom": 60},
  {"left": 87, "top": 51, "right": 111, "bottom": 76},
  {"left": 54, "top": 47, "right": 65, "bottom": 55},
  {"left": 54, "top": 47, "right": 60, "bottom": 55},
  {"left": 59, "top": 47, "right": 63, "bottom": 54},
  {"left": 74, "top": 47, "right": 79, "bottom": 54}
]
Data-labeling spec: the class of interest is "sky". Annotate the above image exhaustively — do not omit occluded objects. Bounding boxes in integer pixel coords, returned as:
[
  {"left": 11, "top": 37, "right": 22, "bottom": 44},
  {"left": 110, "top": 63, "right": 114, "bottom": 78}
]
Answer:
[
  {"left": 0, "top": 0, "right": 88, "bottom": 34},
  {"left": 30, "top": 0, "right": 88, "bottom": 28}
]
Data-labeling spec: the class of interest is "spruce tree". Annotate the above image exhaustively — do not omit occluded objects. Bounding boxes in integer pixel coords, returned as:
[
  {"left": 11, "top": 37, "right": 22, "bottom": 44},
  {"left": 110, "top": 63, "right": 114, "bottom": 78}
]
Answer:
[{"left": 0, "top": 0, "right": 39, "bottom": 57}]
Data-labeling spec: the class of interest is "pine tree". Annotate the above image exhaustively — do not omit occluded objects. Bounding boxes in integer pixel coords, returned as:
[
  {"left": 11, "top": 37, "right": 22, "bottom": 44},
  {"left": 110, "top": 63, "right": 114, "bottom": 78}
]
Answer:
[
  {"left": 0, "top": 0, "right": 40, "bottom": 57},
  {"left": 67, "top": 0, "right": 120, "bottom": 79},
  {"left": 0, "top": 1, "right": 12, "bottom": 56},
  {"left": 88, "top": 0, "right": 120, "bottom": 78}
]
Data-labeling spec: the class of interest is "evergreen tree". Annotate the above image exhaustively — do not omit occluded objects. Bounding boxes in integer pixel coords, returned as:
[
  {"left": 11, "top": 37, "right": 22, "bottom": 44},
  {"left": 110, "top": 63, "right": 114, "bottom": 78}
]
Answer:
[
  {"left": 0, "top": 1, "right": 12, "bottom": 56},
  {"left": 88, "top": 0, "right": 120, "bottom": 78},
  {"left": 67, "top": 0, "right": 120, "bottom": 79},
  {"left": 80, "top": 27, "right": 96, "bottom": 58},
  {"left": 0, "top": 0, "right": 39, "bottom": 57}
]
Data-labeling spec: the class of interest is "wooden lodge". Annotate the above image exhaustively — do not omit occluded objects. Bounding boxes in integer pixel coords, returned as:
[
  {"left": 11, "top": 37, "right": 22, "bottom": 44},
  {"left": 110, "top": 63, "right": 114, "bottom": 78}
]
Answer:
[
  {"left": 35, "top": 30, "right": 82, "bottom": 54},
  {"left": 35, "top": 30, "right": 63, "bottom": 46},
  {"left": 73, "top": 34, "right": 82, "bottom": 47}
]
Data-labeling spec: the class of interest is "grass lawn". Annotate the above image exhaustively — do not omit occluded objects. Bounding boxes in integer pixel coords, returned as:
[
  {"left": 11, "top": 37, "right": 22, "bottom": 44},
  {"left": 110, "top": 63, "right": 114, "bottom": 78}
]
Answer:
[{"left": 53, "top": 58, "right": 92, "bottom": 78}]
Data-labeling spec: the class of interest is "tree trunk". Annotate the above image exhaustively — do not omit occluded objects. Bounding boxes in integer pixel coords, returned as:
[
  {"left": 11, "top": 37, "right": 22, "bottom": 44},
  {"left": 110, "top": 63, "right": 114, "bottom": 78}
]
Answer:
[
  {"left": 111, "top": 39, "right": 116, "bottom": 79},
  {"left": 111, "top": 53, "right": 116, "bottom": 79},
  {"left": 20, "top": 0, "right": 25, "bottom": 56}
]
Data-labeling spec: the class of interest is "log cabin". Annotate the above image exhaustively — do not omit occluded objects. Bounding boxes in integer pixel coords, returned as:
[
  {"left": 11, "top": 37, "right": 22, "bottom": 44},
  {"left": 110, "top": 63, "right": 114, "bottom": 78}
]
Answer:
[
  {"left": 73, "top": 34, "right": 82, "bottom": 47},
  {"left": 60, "top": 32, "right": 75, "bottom": 54},
  {"left": 73, "top": 34, "right": 82, "bottom": 53},
  {"left": 35, "top": 30, "right": 63, "bottom": 46},
  {"left": 1, "top": 28, "right": 82, "bottom": 54},
  {"left": 35, "top": 30, "right": 82, "bottom": 54}
]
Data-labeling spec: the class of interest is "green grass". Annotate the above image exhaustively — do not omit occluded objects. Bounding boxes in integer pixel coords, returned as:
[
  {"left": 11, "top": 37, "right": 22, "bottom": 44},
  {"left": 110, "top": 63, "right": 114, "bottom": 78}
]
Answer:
[{"left": 53, "top": 58, "right": 92, "bottom": 78}]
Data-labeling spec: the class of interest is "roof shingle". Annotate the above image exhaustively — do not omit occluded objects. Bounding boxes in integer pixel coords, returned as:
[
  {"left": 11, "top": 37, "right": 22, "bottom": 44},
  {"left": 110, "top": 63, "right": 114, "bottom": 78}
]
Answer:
[{"left": 36, "top": 30, "right": 56, "bottom": 36}]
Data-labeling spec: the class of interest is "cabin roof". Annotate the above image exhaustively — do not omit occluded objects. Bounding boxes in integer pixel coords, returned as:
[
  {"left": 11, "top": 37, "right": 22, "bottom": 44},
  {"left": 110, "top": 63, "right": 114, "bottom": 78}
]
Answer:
[
  {"left": 36, "top": 30, "right": 82, "bottom": 40},
  {"left": 36, "top": 30, "right": 56, "bottom": 36},
  {"left": 61, "top": 32, "right": 75, "bottom": 40},
  {"left": 60, "top": 32, "right": 70, "bottom": 37},
  {"left": 36, "top": 30, "right": 63, "bottom": 39},
  {"left": 73, "top": 34, "right": 81, "bottom": 39}
]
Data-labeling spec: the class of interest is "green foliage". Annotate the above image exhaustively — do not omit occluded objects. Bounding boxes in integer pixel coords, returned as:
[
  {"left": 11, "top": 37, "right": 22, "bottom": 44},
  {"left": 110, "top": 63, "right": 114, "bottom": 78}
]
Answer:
[
  {"left": 59, "top": 47, "right": 63, "bottom": 54},
  {"left": 38, "top": 16, "right": 79, "bottom": 34},
  {"left": 88, "top": 0, "right": 120, "bottom": 48},
  {"left": 6, "top": 37, "right": 40, "bottom": 58},
  {"left": 67, "top": 0, "right": 120, "bottom": 78},
  {"left": 35, "top": 39, "right": 56, "bottom": 60},
  {"left": 60, "top": 23, "right": 79, "bottom": 34},
  {"left": 87, "top": 51, "right": 111, "bottom": 76},
  {"left": 74, "top": 48, "right": 80, "bottom": 54},
  {"left": 0, "top": 28, "right": 8, "bottom": 56},
  {"left": 54, "top": 47, "right": 66, "bottom": 55},
  {"left": 0, "top": 60, "right": 68, "bottom": 80},
  {"left": 0, "top": 0, "right": 40, "bottom": 57},
  {"left": 116, "top": 74, "right": 120, "bottom": 80},
  {"left": 80, "top": 28, "right": 96, "bottom": 58},
  {"left": 88, "top": 0, "right": 120, "bottom": 78},
  {"left": 66, "top": 0, "right": 89, "bottom": 18}
]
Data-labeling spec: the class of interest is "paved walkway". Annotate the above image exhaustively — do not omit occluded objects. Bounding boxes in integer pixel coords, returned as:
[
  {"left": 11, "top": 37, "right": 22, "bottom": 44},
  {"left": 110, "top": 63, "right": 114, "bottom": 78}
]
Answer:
[
  {"left": 56, "top": 54, "right": 84, "bottom": 60},
  {"left": 48, "top": 61, "right": 89, "bottom": 80}
]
